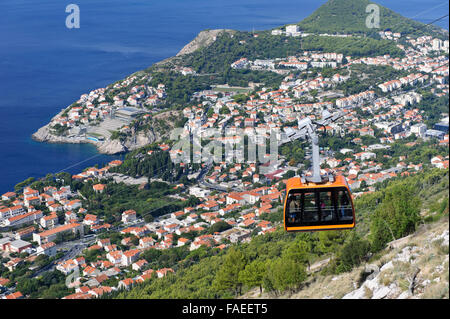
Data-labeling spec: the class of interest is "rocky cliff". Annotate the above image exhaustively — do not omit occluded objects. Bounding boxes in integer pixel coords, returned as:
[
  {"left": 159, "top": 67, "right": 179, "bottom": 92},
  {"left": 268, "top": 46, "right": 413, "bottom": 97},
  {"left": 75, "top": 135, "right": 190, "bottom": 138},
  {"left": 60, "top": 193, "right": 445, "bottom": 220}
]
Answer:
[
  {"left": 176, "top": 29, "right": 235, "bottom": 56},
  {"left": 153, "top": 28, "right": 236, "bottom": 69},
  {"left": 95, "top": 131, "right": 158, "bottom": 154}
]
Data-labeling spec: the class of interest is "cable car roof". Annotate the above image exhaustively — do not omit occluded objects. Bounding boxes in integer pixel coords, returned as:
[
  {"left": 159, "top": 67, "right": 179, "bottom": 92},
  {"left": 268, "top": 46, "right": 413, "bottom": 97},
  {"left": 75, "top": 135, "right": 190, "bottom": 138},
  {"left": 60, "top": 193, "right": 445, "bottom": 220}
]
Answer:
[{"left": 286, "top": 174, "right": 349, "bottom": 191}]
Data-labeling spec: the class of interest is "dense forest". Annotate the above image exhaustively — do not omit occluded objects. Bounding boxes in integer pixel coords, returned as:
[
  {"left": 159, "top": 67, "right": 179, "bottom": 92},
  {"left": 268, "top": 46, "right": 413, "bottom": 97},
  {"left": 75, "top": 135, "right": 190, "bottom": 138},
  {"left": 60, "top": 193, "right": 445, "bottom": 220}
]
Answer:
[
  {"left": 415, "top": 92, "right": 450, "bottom": 127},
  {"left": 336, "top": 63, "right": 407, "bottom": 95},
  {"left": 110, "top": 148, "right": 179, "bottom": 181}
]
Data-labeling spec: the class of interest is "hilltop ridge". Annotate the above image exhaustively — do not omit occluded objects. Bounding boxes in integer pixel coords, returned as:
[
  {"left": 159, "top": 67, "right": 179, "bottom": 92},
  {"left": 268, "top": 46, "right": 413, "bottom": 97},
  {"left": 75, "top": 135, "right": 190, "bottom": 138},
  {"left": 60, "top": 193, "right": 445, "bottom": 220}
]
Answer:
[{"left": 296, "top": 0, "right": 447, "bottom": 37}]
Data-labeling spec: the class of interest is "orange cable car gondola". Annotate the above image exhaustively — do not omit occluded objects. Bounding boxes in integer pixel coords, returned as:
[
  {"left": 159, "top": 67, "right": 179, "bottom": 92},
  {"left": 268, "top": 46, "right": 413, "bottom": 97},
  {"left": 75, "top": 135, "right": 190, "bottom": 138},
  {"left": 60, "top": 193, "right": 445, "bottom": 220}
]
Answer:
[
  {"left": 283, "top": 175, "right": 355, "bottom": 232},
  {"left": 281, "top": 111, "right": 356, "bottom": 232}
]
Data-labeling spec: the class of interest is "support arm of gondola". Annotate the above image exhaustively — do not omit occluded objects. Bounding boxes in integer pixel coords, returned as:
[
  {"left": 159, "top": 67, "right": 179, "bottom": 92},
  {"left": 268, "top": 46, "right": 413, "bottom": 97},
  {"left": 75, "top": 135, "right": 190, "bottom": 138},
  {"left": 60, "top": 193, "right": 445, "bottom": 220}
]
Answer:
[
  {"left": 297, "top": 117, "right": 322, "bottom": 183},
  {"left": 292, "top": 109, "right": 348, "bottom": 184}
]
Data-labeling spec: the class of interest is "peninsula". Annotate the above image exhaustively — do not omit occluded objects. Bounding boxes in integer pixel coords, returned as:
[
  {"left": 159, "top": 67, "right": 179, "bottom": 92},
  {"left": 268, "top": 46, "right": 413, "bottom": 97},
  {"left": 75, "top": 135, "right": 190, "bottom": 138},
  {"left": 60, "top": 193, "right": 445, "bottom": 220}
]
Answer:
[{"left": 1, "top": 0, "right": 444, "bottom": 300}]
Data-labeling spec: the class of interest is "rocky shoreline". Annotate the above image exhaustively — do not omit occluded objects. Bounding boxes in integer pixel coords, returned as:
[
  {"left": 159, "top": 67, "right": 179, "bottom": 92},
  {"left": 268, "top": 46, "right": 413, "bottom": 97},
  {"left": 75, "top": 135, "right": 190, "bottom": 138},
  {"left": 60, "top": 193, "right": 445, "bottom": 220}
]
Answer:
[
  {"left": 32, "top": 123, "right": 157, "bottom": 155},
  {"left": 32, "top": 124, "right": 119, "bottom": 154}
]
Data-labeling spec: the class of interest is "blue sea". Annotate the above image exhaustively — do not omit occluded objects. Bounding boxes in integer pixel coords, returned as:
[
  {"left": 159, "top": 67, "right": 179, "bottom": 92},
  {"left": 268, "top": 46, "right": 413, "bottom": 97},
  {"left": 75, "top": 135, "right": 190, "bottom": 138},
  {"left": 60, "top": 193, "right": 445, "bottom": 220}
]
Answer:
[{"left": 0, "top": 0, "right": 448, "bottom": 193}]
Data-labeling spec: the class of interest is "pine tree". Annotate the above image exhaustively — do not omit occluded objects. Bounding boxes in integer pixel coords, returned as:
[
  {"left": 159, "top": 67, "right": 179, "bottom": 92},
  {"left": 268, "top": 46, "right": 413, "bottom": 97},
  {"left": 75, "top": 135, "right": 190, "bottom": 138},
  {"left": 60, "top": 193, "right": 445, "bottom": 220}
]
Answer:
[
  {"left": 213, "top": 247, "right": 246, "bottom": 296},
  {"left": 238, "top": 259, "right": 266, "bottom": 294}
]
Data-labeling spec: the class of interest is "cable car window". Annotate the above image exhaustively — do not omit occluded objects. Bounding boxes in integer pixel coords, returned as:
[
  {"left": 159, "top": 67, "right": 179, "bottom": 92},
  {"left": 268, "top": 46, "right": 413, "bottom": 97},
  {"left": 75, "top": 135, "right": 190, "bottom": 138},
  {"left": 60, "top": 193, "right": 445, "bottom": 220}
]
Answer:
[
  {"left": 337, "top": 190, "right": 353, "bottom": 221},
  {"left": 303, "top": 192, "right": 318, "bottom": 222},
  {"left": 287, "top": 194, "right": 301, "bottom": 224},
  {"left": 319, "top": 191, "right": 333, "bottom": 222},
  {"left": 285, "top": 187, "right": 354, "bottom": 230}
]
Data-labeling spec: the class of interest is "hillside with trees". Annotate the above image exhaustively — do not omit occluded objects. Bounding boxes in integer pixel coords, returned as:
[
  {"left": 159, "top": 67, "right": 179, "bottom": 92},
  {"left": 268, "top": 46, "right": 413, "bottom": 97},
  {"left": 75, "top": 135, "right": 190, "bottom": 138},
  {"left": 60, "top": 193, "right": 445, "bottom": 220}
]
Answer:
[{"left": 112, "top": 169, "right": 448, "bottom": 299}]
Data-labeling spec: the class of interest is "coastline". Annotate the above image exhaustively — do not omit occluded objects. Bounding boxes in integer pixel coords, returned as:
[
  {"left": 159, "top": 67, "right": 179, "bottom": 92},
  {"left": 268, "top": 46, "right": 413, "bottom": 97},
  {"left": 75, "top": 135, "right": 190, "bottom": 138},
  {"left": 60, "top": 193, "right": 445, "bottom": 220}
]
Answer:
[
  {"left": 31, "top": 124, "right": 158, "bottom": 155},
  {"left": 29, "top": 29, "right": 228, "bottom": 156}
]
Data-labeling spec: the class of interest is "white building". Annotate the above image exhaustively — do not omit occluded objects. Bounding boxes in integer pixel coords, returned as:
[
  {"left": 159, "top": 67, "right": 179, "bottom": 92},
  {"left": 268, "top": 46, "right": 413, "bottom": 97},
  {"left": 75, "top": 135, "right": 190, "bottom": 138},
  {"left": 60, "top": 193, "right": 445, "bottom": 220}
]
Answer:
[
  {"left": 122, "top": 210, "right": 137, "bottom": 223},
  {"left": 286, "top": 25, "right": 301, "bottom": 37},
  {"left": 189, "top": 186, "right": 211, "bottom": 198},
  {"left": 271, "top": 29, "right": 283, "bottom": 35},
  {"left": 410, "top": 123, "right": 427, "bottom": 137},
  {"left": 37, "top": 242, "right": 57, "bottom": 257}
]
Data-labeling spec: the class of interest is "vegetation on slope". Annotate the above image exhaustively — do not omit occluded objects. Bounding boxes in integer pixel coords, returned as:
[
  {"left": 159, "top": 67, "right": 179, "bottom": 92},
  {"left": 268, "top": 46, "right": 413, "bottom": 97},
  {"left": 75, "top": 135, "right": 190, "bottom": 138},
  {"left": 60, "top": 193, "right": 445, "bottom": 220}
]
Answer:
[
  {"left": 112, "top": 168, "right": 448, "bottom": 299},
  {"left": 296, "top": 0, "right": 446, "bottom": 38}
]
